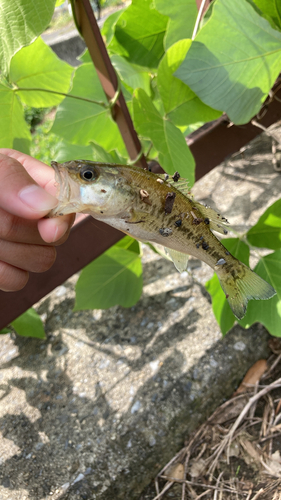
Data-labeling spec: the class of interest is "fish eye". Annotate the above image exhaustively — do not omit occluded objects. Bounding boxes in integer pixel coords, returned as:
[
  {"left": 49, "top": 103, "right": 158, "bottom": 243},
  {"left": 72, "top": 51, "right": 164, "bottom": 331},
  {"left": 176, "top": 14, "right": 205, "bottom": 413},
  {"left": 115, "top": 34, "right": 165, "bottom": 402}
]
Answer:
[{"left": 80, "top": 165, "right": 97, "bottom": 182}]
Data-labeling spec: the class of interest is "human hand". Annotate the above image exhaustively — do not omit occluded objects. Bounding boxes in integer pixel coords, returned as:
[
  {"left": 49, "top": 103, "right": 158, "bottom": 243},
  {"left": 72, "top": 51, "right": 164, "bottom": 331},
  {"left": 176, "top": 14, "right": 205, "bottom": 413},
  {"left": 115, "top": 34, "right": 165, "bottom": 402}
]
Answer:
[{"left": 0, "top": 149, "right": 75, "bottom": 292}]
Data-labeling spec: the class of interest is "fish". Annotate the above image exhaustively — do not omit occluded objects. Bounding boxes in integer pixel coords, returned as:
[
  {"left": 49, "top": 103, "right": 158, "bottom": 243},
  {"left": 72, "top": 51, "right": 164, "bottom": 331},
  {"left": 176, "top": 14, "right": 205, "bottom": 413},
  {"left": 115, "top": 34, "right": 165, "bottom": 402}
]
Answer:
[{"left": 48, "top": 160, "right": 276, "bottom": 320}]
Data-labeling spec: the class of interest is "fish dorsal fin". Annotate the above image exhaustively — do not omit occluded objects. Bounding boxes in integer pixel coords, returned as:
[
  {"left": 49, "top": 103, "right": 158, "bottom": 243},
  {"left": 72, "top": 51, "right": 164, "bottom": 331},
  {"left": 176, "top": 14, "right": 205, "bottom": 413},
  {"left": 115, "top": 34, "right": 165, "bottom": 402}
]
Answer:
[
  {"left": 156, "top": 173, "right": 190, "bottom": 197},
  {"left": 191, "top": 200, "right": 230, "bottom": 235},
  {"left": 165, "top": 248, "right": 189, "bottom": 273}
]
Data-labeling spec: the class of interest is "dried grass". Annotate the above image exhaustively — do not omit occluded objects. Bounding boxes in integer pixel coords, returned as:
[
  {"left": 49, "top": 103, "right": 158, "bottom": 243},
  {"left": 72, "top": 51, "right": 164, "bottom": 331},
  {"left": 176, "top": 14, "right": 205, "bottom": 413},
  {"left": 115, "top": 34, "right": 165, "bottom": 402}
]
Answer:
[{"left": 149, "top": 342, "right": 281, "bottom": 500}]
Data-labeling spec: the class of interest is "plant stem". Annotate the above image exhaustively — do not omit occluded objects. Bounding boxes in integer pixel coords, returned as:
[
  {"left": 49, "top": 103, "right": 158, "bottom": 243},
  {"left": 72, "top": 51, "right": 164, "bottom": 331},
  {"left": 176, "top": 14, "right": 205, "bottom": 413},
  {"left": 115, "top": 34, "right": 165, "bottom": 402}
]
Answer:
[
  {"left": 192, "top": 0, "right": 208, "bottom": 40},
  {"left": 14, "top": 87, "right": 108, "bottom": 108}
]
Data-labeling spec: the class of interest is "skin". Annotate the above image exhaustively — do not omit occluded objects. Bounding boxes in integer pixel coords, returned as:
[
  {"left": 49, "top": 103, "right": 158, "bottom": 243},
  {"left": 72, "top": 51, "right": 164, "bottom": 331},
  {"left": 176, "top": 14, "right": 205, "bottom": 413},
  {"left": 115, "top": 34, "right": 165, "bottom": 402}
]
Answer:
[{"left": 0, "top": 149, "right": 75, "bottom": 292}]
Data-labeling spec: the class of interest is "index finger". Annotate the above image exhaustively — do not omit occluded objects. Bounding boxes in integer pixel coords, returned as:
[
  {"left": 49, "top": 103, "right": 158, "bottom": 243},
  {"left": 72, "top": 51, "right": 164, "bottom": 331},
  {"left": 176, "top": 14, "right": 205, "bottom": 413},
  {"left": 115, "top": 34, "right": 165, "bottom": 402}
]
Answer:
[
  {"left": 0, "top": 148, "right": 57, "bottom": 195},
  {"left": 0, "top": 150, "right": 58, "bottom": 219}
]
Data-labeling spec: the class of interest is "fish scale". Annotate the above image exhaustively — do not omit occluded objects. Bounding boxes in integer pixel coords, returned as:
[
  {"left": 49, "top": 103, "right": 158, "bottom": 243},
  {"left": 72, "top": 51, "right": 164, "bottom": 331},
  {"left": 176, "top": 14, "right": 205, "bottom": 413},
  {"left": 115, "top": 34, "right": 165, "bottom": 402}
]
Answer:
[{"left": 48, "top": 160, "right": 276, "bottom": 320}]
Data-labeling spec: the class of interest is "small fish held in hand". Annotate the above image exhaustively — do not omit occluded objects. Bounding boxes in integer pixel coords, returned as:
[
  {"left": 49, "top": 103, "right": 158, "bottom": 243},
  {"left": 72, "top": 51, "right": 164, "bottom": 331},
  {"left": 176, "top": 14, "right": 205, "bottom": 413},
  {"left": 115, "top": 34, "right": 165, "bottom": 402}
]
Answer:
[{"left": 48, "top": 160, "right": 276, "bottom": 319}]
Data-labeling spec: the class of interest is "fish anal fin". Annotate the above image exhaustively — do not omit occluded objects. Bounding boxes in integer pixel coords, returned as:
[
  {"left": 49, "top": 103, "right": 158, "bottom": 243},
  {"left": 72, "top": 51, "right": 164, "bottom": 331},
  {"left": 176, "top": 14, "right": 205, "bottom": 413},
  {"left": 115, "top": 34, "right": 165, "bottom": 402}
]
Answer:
[
  {"left": 192, "top": 201, "right": 230, "bottom": 235},
  {"left": 165, "top": 248, "right": 189, "bottom": 273}
]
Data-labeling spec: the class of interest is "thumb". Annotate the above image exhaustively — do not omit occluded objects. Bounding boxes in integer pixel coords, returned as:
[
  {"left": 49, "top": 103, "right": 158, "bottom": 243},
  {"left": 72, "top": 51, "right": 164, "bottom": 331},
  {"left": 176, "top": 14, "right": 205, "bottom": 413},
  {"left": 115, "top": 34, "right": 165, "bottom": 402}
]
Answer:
[{"left": 0, "top": 153, "right": 58, "bottom": 219}]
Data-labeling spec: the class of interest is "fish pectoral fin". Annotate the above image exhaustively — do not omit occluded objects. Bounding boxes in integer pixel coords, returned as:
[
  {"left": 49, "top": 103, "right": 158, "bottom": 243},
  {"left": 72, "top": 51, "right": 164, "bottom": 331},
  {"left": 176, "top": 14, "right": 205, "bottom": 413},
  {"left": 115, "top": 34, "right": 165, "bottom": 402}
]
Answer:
[
  {"left": 192, "top": 201, "right": 230, "bottom": 235},
  {"left": 164, "top": 248, "right": 189, "bottom": 273}
]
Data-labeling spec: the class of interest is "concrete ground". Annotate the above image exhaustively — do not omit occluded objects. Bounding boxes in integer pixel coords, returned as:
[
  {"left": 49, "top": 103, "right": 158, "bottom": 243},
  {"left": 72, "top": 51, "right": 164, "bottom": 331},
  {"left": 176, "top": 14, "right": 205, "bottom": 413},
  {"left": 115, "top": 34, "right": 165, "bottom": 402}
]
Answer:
[{"left": 0, "top": 128, "right": 281, "bottom": 499}]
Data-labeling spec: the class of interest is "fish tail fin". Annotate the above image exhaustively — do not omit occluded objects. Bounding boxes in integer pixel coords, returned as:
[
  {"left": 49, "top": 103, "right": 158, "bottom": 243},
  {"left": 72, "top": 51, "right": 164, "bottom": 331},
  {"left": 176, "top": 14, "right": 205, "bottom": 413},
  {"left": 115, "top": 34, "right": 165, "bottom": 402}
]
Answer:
[{"left": 217, "top": 261, "right": 276, "bottom": 320}]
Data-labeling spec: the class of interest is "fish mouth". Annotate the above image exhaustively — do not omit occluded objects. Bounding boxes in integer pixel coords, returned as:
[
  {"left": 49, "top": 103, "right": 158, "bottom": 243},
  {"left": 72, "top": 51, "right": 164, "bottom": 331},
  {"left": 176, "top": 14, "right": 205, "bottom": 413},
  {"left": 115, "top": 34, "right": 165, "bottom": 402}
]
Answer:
[{"left": 47, "top": 161, "right": 73, "bottom": 217}]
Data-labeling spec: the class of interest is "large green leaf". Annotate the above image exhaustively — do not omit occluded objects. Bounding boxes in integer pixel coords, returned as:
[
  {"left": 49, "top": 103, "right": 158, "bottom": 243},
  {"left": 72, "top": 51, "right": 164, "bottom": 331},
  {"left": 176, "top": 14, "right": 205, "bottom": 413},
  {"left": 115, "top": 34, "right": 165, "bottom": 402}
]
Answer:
[
  {"left": 133, "top": 88, "right": 195, "bottom": 183},
  {"left": 175, "top": 0, "right": 281, "bottom": 124},
  {"left": 205, "top": 238, "right": 250, "bottom": 335},
  {"left": 74, "top": 237, "right": 142, "bottom": 310},
  {"left": 51, "top": 63, "right": 126, "bottom": 154},
  {"left": 101, "top": 9, "right": 125, "bottom": 46},
  {"left": 247, "top": 199, "right": 281, "bottom": 250},
  {"left": 11, "top": 308, "right": 45, "bottom": 339},
  {"left": 10, "top": 37, "right": 73, "bottom": 107},
  {"left": 157, "top": 39, "right": 222, "bottom": 126},
  {"left": 239, "top": 250, "right": 281, "bottom": 336},
  {"left": 111, "top": 55, "right": 151, "bottom": 96},
  {"left": 0, "top": 0, "right": 56, "bottom": 75},
  {"left": 251, "top": 0, "right": 281, "bottom": 30},
  {"left": 108, "top": 0, "right": 168, "bottom": 69},
  {"left": 54, "top": 139, "right": 128, "bottom": 163},
  {"left": 154, "top": 0, "right": 198, "bottom": 50},
  {"left": 54, "top": 141, "right": 95, "bottom": 162},
  {"left": 0, "top": 83, "right": 31, "bottom": 149}
]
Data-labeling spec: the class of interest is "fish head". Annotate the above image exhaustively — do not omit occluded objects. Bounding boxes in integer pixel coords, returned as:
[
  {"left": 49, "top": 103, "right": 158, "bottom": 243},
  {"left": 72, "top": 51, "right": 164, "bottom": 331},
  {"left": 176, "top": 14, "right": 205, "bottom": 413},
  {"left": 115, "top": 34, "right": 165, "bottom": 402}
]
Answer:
[{"left": 48, "top": 160, "right": 133, "bottom": 218}]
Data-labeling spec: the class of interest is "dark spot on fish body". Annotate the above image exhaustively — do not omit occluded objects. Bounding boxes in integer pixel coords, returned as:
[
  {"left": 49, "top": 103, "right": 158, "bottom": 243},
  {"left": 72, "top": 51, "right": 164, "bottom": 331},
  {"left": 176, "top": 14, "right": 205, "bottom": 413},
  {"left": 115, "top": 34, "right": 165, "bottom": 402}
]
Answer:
[
  {"left": 175, "top": 219, "right": 182, "bottom": 227},
  {"left": 226, "top": 294, "right": 229, "bottom": 299},
  {"left": 200, "top": 236, "right": 204, "bottom": 240},
  {"left": 159, "top": 228, "right": 173, "bottom": 237},
  {"left": 223, "top": 229, "right": 228, "bottom": 235},
  {"left": 196, "top": 243, "right": 200, "bottom": 248},
  {"left": 192, "top": 217, "right": 204, "bottom": 225},
  {"left": 165, "top": 192, "right": 176, "bottom": 214},
  {"left": 204, "top": 218, "right": 210, "bottom": 225},
  {"left": 225, "top": 251, "right": 230, "bottom": 255},
  {"left": 101, "top": 189, "right": 106, "bottom": 193},
  {"left": 172, "top": 171, "right": 180, "bottom": 182},
  {"left": 100, "top": 211, "right": 103, "bottom": 214},
  {"left": 202, "top": 242, "right": 209, "bottom": 250},
  {"left": 164, "top": 174, "right": 169, "bottom": 181}
]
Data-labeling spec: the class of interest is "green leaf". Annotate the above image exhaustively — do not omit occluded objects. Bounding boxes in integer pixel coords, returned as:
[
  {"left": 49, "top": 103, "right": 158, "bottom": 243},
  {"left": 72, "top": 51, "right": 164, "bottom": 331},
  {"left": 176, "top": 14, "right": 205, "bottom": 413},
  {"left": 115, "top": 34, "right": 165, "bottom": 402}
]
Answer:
[
  {"left": 0, "top": 83, "right": 31, "bottom": 149},
  {"left": 101, "top": 9, "right": 125, "bottom": 46},
  {"left": 108, "top": 0, "right": 168, "bottom": 69},
  {"left": 133, "top": 88, "right": 195, "bottom": 184},
  {"left": 54, "top": 140, "right": 95, "bottom": 162},
  {"left": 10, "top": 37, "right": 73, "bottom": 107},
  {"left": 51, "top": 63, "right": 126, "bottom": 154},
  {"left": 89, "top": 142, "right": 128, "bottom": 163},
  {"left": 247, "top": 199, "right": 281, "bottom": 250},
  {"left": 13, "top": 137, "right": 31, "bottom": 155},
  {"left": 111, "top": 54, "right": 151, "bottom": 96},
  {"left": 239, "top": 250, "right": 281, "bottom": 336},
  {"left": 157, "top": 39, "right": 222, "bottom": 126},
  {"left": 250, "top": 0, "right": 281, "bottom": 30},
  {"left": 154, "top": 0, "right": 198, "bottom": 50},
  {"left": 205, "top": 238, "right": 250, "bottom": 335},
  {"left": 115, "top": 235, "right": 140, "bottom": 253},
  {"left": 0, "top": 0, "right": 56, "bottom": 75},
  {"left": 74, "top": 242, "right": 143, "bottom": 310},
  {"left": 11, "top": 308, "right": 45, "bottom": 339},
  {"left": 0, "top": 328, "right": 11, "bottom": 334},
  {"left": 175, "top": 0, "right": 281, "bottom": 124},
  {"left": 54, "top": 138, "right": 128, "bottom": 163}
]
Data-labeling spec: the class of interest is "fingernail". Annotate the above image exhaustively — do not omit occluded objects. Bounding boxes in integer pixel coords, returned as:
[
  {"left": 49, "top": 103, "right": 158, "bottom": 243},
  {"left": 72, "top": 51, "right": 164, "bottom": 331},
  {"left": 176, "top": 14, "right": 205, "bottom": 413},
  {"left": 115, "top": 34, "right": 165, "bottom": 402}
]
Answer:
[
  {"left": 18, "top": 185, "right": 58, "bottom": 212},
  {"left": 52, "top": 219, "right": 69, "bottom": 242}
]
